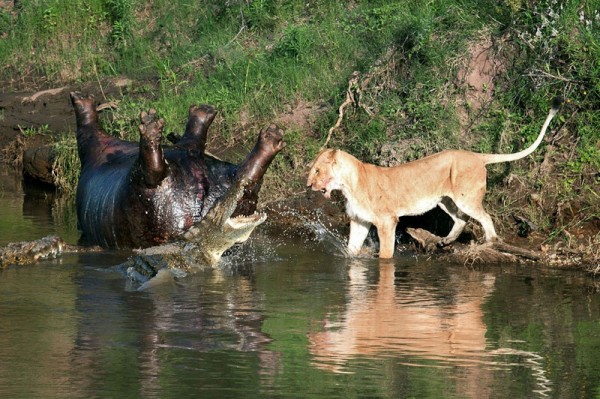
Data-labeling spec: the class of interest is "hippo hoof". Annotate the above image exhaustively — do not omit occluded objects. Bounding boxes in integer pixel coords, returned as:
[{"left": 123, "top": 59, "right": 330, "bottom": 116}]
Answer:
[
  {"left": 70, "top": 92, "right": 96, "bottom": 116},
  {"left": 189, "top": 104, "right": 217, "bottom": 125},
  {"left": 259, "top": 124, "right": 286, "bottom": 155},
  {"left": 139, "top": 109, "right": 165, "bottom": 142},
  {"left": 140, "top": 108, "right": 158, "bottom": 126},
  {"left": 70, "top": 91, "right": 91, "bottom": 103}
]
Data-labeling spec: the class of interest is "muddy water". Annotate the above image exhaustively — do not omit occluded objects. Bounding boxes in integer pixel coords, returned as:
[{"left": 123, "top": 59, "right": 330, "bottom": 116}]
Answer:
[{"left": 1, "top": 171, "right": 600, "bottom": 399}]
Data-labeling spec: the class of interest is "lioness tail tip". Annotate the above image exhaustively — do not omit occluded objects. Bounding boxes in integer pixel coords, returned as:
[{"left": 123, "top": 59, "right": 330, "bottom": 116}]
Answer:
[{"left": 552, "top": 96, "right": 564, "bottom": 111}]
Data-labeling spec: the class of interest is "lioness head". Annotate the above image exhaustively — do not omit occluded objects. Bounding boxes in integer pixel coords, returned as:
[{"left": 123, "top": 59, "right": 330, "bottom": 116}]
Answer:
[{"left": 306, "top": 149, "right": 340, "bottom": 199}]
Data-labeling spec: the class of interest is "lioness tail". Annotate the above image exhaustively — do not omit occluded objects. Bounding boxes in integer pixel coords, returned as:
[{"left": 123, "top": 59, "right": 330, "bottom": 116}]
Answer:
[{"left": 482, "top": 97, "right": 562, "bottom": 165}]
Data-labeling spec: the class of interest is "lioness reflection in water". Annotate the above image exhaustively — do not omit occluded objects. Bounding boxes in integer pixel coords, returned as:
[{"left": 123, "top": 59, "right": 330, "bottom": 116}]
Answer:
[{"left": 309, "top": 260, "right": 495, "bottom": 398}]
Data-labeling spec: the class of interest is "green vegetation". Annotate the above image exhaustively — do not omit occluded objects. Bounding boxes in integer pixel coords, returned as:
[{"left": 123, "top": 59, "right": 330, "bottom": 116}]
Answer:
[
  {"left": 18, "top": 124, "right": 51, "bottom": 137},
  {"left": 0, "top": 0, "right": 598, "bottom": 242}
]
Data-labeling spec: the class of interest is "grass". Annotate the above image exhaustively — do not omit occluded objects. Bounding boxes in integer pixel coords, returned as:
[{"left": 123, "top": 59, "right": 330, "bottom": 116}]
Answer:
[{"left": 0, "top": 0, "right": 598, "bottom": 239}]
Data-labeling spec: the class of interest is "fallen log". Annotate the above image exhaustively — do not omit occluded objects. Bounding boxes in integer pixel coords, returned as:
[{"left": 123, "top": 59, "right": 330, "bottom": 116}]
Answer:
[
  {"left": 491, "top": 241, "right": 542, "bottom": 261},
  {"left": 406, "top": 227, "right": 544, "bottom": 264}
]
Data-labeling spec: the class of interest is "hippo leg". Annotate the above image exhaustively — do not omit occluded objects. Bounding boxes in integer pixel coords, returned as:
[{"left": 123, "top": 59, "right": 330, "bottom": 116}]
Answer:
[
  {"left": 71, "top": 92, "right": 135, "bottom": 163},
  {"left": 166, "top": 132, "right": 181, "bottom": 145},
  {"left": 70, "top": 91, "right": 99, "bottom": 128},
  {"left": 232, "top": 124, "right": 286, "bottom": 216},
  {"left": 138, "top": 109, "right": 168, "bottom": 187},
  {"left": 175, "top": 104, "right": 217, "bottom": 152},
  {"left": 236, "top": 124, "right": 286, "bottom": 183}
]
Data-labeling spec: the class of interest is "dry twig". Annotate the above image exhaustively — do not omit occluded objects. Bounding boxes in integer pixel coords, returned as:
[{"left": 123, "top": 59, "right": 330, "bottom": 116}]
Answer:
[
  {"left": 320, "top": 71, "right": 360, "bottom": 151},
  {"left": 20, "top": 87, "right": 66, "bottom": 104},
  {"left": 320, "top": 46, "right": 399, "bottom": 151}
]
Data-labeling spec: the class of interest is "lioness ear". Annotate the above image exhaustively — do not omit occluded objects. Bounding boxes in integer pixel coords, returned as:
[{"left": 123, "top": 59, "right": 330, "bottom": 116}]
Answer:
[
  {"left": 308, "top": 149, "right": 328, "bottom": 169},
  {"left": 329, "top": 149, "right": 337, "bottom": 165}
]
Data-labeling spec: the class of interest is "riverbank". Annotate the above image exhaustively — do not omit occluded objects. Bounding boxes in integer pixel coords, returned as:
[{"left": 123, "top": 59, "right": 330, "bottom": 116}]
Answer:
[
  {"left": 0, "top": 81, "right": 598, "bottom": 272},
  {"left": 0, "top": 0, "right": 598, "bottom": 271}
]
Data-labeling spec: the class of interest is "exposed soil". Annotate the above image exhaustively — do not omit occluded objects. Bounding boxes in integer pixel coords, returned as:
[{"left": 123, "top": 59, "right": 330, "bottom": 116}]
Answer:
[
  {"left": 455, "top": 34, "right": 506, "bottom": 135},
  {"left": 0, "top": 79, "right": 132, "bottom": 167}
]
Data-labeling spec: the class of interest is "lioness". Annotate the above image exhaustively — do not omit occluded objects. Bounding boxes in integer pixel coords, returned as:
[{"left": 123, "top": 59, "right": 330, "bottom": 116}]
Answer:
[{"left": 307, "top": 100, "right": 561, "bottom": 258}]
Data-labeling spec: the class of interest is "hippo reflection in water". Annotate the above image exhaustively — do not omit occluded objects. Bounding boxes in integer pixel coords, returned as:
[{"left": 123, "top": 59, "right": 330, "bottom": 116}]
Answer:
[{"left": 70, "top": 92, "right": 285, "bottom": 264}]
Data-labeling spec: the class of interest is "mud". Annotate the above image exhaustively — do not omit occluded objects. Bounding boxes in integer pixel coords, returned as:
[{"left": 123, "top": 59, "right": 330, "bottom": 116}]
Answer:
[{"left": 0, "top": 79, "right": 131, "bottom": 166}]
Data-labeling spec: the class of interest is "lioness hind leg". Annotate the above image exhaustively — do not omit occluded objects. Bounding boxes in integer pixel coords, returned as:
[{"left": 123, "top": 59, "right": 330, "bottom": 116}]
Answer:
[
  {"left": 438, "top": 197, "right": 468, "bottom": 245},
  {"left": 455, "top": 201, "right": 498, "bottom": 242}
]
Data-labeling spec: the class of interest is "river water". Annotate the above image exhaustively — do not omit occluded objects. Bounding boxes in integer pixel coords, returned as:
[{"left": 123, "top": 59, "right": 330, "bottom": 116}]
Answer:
[{"left": 1, "top": 170, "right": 600, "bottom": 399}]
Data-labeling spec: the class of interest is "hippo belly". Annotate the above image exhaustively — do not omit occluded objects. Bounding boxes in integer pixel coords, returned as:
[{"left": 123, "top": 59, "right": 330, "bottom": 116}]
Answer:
[
  {"left": 76, "top": 164, "right": 130, "bottom": 248},
  {"left": 77, "top": 152, "right": 236, "bottom": 249}
]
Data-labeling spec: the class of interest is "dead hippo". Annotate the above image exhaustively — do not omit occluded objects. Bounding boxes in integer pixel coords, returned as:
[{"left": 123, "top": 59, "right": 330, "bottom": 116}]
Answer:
[{"left": 70, "top": 92, "right": 285, "bottom": 250}]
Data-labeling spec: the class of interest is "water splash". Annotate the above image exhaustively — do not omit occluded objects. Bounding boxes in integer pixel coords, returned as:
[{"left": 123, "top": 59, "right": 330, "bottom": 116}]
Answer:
[
  {"left": 269, "top": 206, "right": 354, "bottom": 257},
  {"left": 218, "top": 236, "right": 281, "bottom": 271}
]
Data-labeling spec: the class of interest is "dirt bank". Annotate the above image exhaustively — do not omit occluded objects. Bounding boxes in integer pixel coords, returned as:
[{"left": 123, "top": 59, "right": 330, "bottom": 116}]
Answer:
[{"left": 0, "top": 79, "right": 132, "bottom": 167}]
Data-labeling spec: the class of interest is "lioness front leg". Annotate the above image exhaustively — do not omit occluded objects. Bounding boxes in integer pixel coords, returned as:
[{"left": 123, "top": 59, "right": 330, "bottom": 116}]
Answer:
[
  {"left": 376, "top": 218, "right": 398, "bottom": 259},
  {"left": 348, "top": 220, "right": 371, "bottom": 256}
]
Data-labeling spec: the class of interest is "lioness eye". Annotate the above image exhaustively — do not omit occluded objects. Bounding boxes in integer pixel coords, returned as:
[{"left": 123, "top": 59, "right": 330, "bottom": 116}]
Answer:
[{"left": 314, "top": 168, "right": 319, "bottom": 175}]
